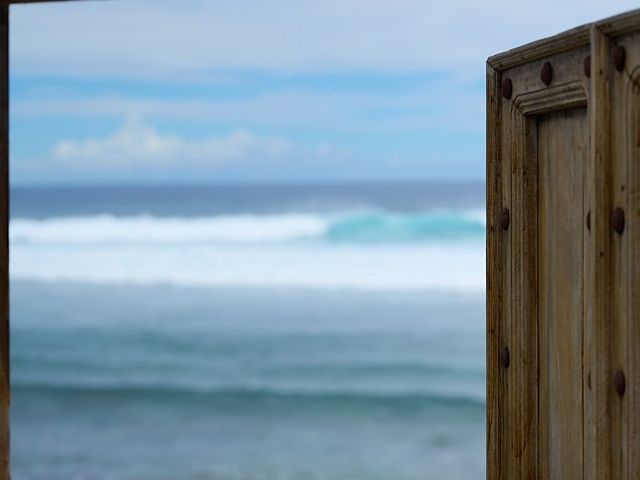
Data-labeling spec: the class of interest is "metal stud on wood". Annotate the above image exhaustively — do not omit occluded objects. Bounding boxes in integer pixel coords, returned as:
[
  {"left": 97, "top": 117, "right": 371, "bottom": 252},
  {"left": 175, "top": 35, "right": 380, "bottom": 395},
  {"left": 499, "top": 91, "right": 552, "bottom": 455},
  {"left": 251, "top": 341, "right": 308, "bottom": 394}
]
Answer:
[
  {"left": 612, "top": 207, "right": 625, "bottom": 235},
  {"left": 540, "top": 62, "right": 553, "bottom": 86},
  {"left": 501, "top": 208, "right": 510, "bottom": 231},
  {"left": 501, "top": 347, "right": 510, "bottom": 369},
  {"left": 614, "top": 370, "right": 626, "bottom": 397},
  {"left": 613, "top": 45, "right": 626, "bottom": 72},
  {"left": 583, "top": 56, "right": 591, "bottom": 78},
  {"left": 501, "top": 78, "right": 512, "bottom": 99}
]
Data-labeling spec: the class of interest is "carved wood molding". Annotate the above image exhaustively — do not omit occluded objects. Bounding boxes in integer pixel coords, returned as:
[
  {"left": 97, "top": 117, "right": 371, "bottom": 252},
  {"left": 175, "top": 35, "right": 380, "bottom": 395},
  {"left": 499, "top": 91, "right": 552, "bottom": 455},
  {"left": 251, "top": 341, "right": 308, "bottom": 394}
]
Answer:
[
  {"left": 513, "top": 82, "right": 588, "bottom": 116},
  {"left": 489, "top": 26, "right": 591, "bottom": 72},
  {"left": 488, "top": 9, "right": 640, "bottom": 72}
]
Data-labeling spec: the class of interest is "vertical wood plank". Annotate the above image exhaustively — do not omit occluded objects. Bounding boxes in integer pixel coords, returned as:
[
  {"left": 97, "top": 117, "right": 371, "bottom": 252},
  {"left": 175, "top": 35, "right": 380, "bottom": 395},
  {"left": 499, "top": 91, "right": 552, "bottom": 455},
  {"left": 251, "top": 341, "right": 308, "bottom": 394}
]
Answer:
[
  {"left": 609, "top": 30, "right": 640, "bottom": 480},
  {"left": 499, "top": 73, "right": 513, "bottom": 480},
  {"left": 609, "top": 33, "right": 627, "bottom": 480},
  {"left": 626, "top": 55, "right": 640, "bottom": 480},
  {"left": 486, "top": 63, "right": 502, "bottom": 480},
  {"left": 510, "top": 111, "right": 538, "bottom": 480},
  {"left": 537, "top": 108, "right": 587, "bottom": 480},
  {"left": 584, "top": 25, "right": 613, "bottom": 480},
  {"left": 582, "top": 40, "right": 595, "bottom": 480}
]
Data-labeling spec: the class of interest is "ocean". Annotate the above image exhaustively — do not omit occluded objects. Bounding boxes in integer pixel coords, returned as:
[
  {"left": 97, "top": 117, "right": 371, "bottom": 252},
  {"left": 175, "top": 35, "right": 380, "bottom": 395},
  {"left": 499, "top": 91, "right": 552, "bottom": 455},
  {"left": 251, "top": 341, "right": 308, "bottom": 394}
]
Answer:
[{"left": 10, "top": 182, "right": 486, "bottom": 480}]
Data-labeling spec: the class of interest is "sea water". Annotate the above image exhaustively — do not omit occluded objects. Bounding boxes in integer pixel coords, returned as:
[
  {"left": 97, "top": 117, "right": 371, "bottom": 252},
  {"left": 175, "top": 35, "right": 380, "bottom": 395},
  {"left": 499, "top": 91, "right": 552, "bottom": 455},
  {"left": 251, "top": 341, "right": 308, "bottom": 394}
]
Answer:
[{"left": 10, "top": 183, "right": 486, "bottom": 480}]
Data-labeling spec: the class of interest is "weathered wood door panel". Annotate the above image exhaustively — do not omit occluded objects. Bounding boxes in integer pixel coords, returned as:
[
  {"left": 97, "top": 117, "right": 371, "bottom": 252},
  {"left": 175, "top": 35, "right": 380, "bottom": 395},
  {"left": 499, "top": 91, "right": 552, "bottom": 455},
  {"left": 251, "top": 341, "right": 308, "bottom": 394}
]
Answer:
[
  {"left": 488, "top": 9, "right": 640, "bottom": 480},
  {"left": 537, "top": 108, "right": 587, "bottom": 480}
]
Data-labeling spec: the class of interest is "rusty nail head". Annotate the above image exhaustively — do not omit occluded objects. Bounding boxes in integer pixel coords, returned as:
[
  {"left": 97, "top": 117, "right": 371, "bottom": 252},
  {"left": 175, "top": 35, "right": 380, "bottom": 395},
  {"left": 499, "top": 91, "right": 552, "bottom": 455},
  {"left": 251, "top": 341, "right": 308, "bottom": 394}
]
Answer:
[
  {"left": 612, "top": 207, "right": 625, "bottom": 235},
  {"left": 501, "top": 78, "right": 512, "bottom": 100},
  {"left": 541, "top": 62, "right": 553, "bottom": 86},
  {"left": 613, "top": 45, "right": 626, "bottom": 72},
  {"left": 614, "top": 370, "right": 626, "bottom": 397},
  {"left": 501, "top": 208, "right": 510, "bottom": 231},
  {"left": 501, "top": 347, "right": 510, "bottom": 369},
  {"left": 584, "top": 55, "right": 591, "bottom": 78},
  {"left": 586, "top": 211, "right": 591, "bottom": 231}
]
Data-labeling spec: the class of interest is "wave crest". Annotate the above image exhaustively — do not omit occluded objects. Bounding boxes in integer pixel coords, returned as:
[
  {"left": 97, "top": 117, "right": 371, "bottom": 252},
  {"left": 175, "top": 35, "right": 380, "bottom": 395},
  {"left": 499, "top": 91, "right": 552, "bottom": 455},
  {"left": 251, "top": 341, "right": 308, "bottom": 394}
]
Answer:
[
  {"left": 10, "top": 210, "right": 485, "bottom": 246},
  {"left": 10, "top": 211, "right": 486, "bottom": 291}
]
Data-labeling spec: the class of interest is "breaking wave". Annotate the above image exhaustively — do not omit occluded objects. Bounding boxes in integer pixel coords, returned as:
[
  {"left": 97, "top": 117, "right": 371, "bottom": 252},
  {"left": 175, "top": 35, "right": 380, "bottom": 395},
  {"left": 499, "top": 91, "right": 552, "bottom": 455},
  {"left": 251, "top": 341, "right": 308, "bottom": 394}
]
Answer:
[{"left": 10, "top": 210, "right": 486, "bottom": 292}]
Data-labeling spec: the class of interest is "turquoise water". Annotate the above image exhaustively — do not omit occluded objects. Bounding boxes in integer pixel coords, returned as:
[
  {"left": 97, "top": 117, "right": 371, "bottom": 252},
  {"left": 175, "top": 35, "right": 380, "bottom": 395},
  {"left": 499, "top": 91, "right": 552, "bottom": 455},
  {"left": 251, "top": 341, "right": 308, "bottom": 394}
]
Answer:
[{"left": 10, "top": 183, "right": 486, "bottom": 479}]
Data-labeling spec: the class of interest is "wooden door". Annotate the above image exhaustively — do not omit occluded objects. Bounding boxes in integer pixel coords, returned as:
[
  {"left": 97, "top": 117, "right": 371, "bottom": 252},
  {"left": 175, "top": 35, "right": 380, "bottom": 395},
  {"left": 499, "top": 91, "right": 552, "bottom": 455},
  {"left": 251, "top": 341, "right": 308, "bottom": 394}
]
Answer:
[{"left": 487, "top": 9, "right": 640, "bottom": 480}]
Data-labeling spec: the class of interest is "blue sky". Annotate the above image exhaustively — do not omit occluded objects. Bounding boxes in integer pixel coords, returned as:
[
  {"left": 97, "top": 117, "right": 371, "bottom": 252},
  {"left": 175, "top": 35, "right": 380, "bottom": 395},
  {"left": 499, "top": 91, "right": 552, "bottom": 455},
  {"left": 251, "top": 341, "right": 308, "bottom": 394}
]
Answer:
[{"left": 8, "top": 0, "right": 638, "bottom": 185}]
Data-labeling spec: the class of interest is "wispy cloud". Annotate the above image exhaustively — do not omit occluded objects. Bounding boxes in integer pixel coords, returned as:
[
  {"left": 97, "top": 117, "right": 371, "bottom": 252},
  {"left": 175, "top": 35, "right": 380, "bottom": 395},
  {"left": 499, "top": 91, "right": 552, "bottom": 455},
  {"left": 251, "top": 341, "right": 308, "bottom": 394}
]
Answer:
[
  {"left": 49, "top": 117, "right": 294, "bottom": 169},
  {"left": 10, "top": 0, "right": 636, "bottom": 184},
  {"left": 12, "top": 116, "right": 359, "bottom": 184},
  {"left": 12, "top": 110, "right": 486, "bottom": 184}
]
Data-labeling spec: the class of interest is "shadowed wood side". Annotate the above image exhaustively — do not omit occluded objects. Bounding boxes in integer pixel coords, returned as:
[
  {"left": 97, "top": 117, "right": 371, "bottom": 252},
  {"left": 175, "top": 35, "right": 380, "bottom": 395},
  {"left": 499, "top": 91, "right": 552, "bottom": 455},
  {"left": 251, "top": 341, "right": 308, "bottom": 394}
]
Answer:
[
  {"left": 496, "top": 66, "right": 514, "bottom": 480},
  {"left": 486, "top": 63, "right": 501, "bottom": 480}
]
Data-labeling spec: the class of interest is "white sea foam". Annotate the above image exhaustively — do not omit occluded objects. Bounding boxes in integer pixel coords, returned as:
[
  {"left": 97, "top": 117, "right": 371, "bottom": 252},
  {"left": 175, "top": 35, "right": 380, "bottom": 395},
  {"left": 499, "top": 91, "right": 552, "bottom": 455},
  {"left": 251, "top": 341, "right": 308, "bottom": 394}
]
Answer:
[
  {"left": 10, "top": 243, "right": 484, "bottom": 292},
  {"left": 10, "top": 214, "right": 328, "bottom": 245},
  {"left": 10, "top": 210, "right": 485, "bottom": 245},
  {"left": 9, "top": 213, "right": 486, "bottom": 292}
]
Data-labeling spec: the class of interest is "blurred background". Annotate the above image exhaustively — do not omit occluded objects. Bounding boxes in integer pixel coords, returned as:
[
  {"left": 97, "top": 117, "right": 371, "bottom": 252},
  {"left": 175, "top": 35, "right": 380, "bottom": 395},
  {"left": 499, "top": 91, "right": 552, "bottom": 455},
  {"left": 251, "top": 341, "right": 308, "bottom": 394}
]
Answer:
[{"left": 8, "top": 1, "right": 637, "bottom": 479}]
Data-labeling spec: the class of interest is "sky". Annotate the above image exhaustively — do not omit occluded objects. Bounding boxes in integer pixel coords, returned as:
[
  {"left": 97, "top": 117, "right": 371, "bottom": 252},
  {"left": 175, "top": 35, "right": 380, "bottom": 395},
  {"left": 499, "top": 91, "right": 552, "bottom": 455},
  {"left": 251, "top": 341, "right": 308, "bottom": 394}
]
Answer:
[{"left": 8, "top": 0, "right": 639, "bottom": 185}]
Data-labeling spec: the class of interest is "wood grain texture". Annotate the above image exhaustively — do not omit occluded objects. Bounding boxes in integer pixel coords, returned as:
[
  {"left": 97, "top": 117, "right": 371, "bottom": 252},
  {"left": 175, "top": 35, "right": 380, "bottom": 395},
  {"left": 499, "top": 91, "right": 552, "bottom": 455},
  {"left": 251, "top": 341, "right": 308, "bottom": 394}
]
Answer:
[
  {"left": 584, "top": 25, "right": 613, "bottom": 480},
  {"left": 507, "top": 92, "right": 539, "bottom": 480},
  {"left": 487, "top": 8, "right": 640, "bottom": 71},
  {"left": 609, "top": 28, "right": 628, "bottom": 480},
  {"left": 497, "top": 65, "right": 514, "bottom": 479},
  {"left": 486, "top": 63, "right": 502, "bottom": 480},
  {"left": 489, "top": 11, "right": 640, "bottom": 480},
  {"left": 488, "top": 25, "right": 590, "bottom": 72},
  {"left": 597, "top": 9, "right": 640, "bottom": 38},
  {"left": 624, "top": 44, "right": 640, "bottom": 480},
  {"left": 537, "top": 108, "right": 587, "bottom": 480},
  {"left": 610, "top": 28, "right": 640, "bottom": 480},
  {"left": 488, "top": 46, "right": 588, "bottom": 476}
]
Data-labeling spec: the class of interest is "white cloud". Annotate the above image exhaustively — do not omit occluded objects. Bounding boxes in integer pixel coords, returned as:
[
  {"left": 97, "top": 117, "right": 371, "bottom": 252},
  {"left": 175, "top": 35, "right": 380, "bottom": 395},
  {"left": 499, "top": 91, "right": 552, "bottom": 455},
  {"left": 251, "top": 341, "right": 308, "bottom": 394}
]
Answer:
[
  {"left": 11, "top": 116, "right": 360, "bottom": 183},
  {"left": 51, "top": 117, "right": 293, "bottom": 168},
  {"left": 9, "top": 0, "right": 638, "bottom": 79},
  {"left": 10, "top": 0, "right": 635, "bottom": 184}
]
